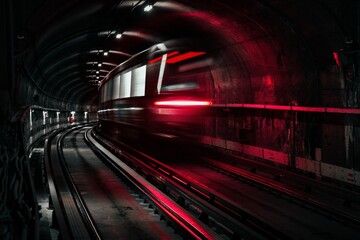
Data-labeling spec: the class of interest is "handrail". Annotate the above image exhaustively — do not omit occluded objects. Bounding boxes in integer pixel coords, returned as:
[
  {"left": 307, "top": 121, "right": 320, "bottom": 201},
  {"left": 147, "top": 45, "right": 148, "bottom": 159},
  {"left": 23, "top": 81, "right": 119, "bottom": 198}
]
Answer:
[{"left": 211, "top": 103, "right": 360, "bottom": 114}]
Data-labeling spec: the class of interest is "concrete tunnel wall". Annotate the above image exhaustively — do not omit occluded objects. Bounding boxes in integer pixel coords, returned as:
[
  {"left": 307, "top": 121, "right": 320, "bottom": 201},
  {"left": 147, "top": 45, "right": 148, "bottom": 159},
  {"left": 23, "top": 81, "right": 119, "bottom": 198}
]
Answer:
[
  {"left": 179, "top": 1, "right": 359, "bottom": 172},
  {"left": 192, "top": 1, "right": 338, "bottom": 106},
  {"left": 16, "top": 66, "right": 97, "bottom": 113}
]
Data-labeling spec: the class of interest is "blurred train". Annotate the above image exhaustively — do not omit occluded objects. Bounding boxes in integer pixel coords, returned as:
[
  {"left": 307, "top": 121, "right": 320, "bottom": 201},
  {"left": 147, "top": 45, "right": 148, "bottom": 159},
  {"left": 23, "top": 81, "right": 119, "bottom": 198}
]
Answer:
[{"left": 97, "top": 39, "right": 214, "bottom": 146}]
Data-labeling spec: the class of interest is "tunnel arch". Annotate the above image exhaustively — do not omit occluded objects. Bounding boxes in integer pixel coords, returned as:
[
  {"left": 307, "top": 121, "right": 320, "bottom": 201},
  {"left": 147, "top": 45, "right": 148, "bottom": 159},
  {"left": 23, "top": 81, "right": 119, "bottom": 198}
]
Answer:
[{"left": 13, "top": 0, "right": 356, "bottom": 111}]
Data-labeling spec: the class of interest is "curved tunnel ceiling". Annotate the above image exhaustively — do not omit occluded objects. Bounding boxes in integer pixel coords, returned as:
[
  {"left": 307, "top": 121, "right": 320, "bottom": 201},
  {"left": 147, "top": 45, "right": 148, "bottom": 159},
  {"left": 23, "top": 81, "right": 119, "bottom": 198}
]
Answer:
[{"left": 14, "top": 0, "right": 354, "bottom": 107}]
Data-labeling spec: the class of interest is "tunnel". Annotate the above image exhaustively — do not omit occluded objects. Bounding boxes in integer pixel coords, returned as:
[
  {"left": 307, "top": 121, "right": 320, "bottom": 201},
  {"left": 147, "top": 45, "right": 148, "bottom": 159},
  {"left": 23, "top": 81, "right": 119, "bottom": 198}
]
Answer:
[{"left": 0, "top": 0, "right": 359, "bottom": 239}]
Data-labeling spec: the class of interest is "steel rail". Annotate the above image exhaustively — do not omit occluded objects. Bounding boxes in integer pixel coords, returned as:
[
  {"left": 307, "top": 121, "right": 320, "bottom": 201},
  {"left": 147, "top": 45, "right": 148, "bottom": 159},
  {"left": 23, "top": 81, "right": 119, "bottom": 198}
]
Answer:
[
  {"left": 85, "top": 129, "right": 220, "bottom": 240},
  {"left": 57, "top": 127, "right": 102, "bottom": 240},
  {"left": 89, "top": 129, "right": 292, "bottom": 240},
  {"left": 206, "top": 148, "right": 360, "bottom": 206},
  {"left": 44, "top": 132, "right": 72, "bottom": 240},
  {"left": 204, "top": 158, "right": 360, "bottom": 229},
  {"left": 45, "top": 126, "right": 101, "bottom": 240}
]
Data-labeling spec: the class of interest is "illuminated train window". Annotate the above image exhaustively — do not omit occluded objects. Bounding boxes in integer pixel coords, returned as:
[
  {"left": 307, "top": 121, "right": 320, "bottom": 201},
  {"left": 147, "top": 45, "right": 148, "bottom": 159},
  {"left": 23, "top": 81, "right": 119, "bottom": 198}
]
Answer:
[
  {"left": 131, "top": 65, "right": 146, "bottom": 97},
  {"left": 99, "top": 48, "right": 210, "bottom": 103},
  {"left": 112, "top": 73, "right": 121, "bottom": 99},
  {"left": 119, "top": 71, "right": 131, "bottom": 98}
]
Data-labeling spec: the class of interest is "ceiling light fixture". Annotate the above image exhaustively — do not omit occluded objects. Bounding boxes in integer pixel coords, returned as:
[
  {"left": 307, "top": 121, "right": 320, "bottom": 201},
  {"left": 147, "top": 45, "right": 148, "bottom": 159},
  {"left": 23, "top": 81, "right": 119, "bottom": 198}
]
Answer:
[
  {"left": 144, "top": 4, "right": 153, "bottom": 12},
  {"left": 103, "top": 51, "right": 109, "bottom": 56},
  {"left": 96, "top": 70, "right": 99, "bottom": 74},
  {"left": 115, "top": 33, "right": 122, "bottom": 39},
  {"left": 98, "top": 63, "right": 102, "bottom": 67}
]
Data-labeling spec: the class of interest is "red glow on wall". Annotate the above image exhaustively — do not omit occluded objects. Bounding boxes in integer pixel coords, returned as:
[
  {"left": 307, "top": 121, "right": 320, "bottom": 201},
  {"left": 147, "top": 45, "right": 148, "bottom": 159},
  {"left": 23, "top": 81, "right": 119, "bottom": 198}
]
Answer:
[
  {"left": 154, "top": 100, "right": 212, "bottom": 106},
  {"left": 333, "top": 52, "right": 340, "bottom": 66},
  {"left": 148, "top": 51, "right": 179, "bottom": 64},
  {"left": 264, "top": 75, "right": 273, "bottom": 87},
  {"left": 166, "top": 51, "right": 206, "bottom": 64}
]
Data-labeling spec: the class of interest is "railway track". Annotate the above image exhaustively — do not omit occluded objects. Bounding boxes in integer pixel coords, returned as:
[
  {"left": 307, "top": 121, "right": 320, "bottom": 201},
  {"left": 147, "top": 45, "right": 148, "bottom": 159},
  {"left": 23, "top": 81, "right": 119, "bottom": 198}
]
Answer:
[
  {"left": 200, "top": 148, "right": 360, "bottom": 227},
  {"left": 201, "top": 158, "right": 360, "bottom": 229},
  {"left": 45, "top": 126, "right": 219, "bottom": 239},
  {"left": 44, "top": 126, "right": 360, "bottom": 239},
  {"left": 45, "top": 126, "right": 99, "bottom": 240},
  {"left": 92, "top": 129, "right": 360, "bottom": 240},
  {"left": 88, "top": 130, "right": 285, "bottom": 240}
]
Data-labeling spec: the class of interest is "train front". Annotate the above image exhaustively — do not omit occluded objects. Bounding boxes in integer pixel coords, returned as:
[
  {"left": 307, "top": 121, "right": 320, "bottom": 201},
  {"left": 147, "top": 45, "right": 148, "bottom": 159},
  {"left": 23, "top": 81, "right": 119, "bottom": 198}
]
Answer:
[
  {"left": 148, "top": 49, "right": 214, "bottom": 143},
  {"left": 97, "top": 41, "right": 214, "bottom": 148}
]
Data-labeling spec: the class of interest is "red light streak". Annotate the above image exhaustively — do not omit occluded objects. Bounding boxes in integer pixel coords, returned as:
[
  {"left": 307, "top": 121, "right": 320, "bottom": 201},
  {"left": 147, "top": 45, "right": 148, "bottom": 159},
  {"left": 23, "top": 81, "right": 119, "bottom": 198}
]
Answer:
[
  {"left": 154, "top": 100, "right": 212, "bottom": 106},
  {"left": 333, "top": 52, "right": 340, "bottom": 67},
  {"left": 166, "top": 51, "right": 206, "bottom": 64},
  {"left": 148, "top": 51, "right": 179, "bottom": 64},
  {"left": 148, "top": 56, "right": 163, "bottom": 64}
]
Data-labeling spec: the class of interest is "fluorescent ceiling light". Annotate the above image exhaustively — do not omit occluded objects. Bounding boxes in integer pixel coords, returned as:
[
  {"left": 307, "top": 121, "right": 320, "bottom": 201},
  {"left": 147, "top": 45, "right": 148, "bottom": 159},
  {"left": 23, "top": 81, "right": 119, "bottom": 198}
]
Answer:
[{"left": 144, "top": 5, "right": 153, "bottom": 12}]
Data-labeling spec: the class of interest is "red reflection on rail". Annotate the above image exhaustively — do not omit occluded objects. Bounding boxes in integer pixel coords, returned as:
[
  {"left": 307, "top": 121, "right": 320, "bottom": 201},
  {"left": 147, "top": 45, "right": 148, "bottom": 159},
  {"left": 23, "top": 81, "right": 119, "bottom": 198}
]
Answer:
[{"left": 154, "top": 100, "right": 212, "bottom": 106}]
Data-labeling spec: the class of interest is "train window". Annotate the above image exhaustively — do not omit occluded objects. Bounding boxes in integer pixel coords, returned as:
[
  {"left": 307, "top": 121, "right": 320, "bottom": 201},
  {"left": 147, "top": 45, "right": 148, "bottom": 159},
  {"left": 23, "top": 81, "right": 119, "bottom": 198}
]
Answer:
[
  {"left": 113, "top": 73, "right": 121, "bottom": 99},
  {"left": 131, "top": 65, "right": 146, "bottom": 97},
  {"left": 107, "top": 78, "right": 114, "bottom": 101},
  {"left": 120, "top": 71, "right": 131, "bottom": 98}
]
